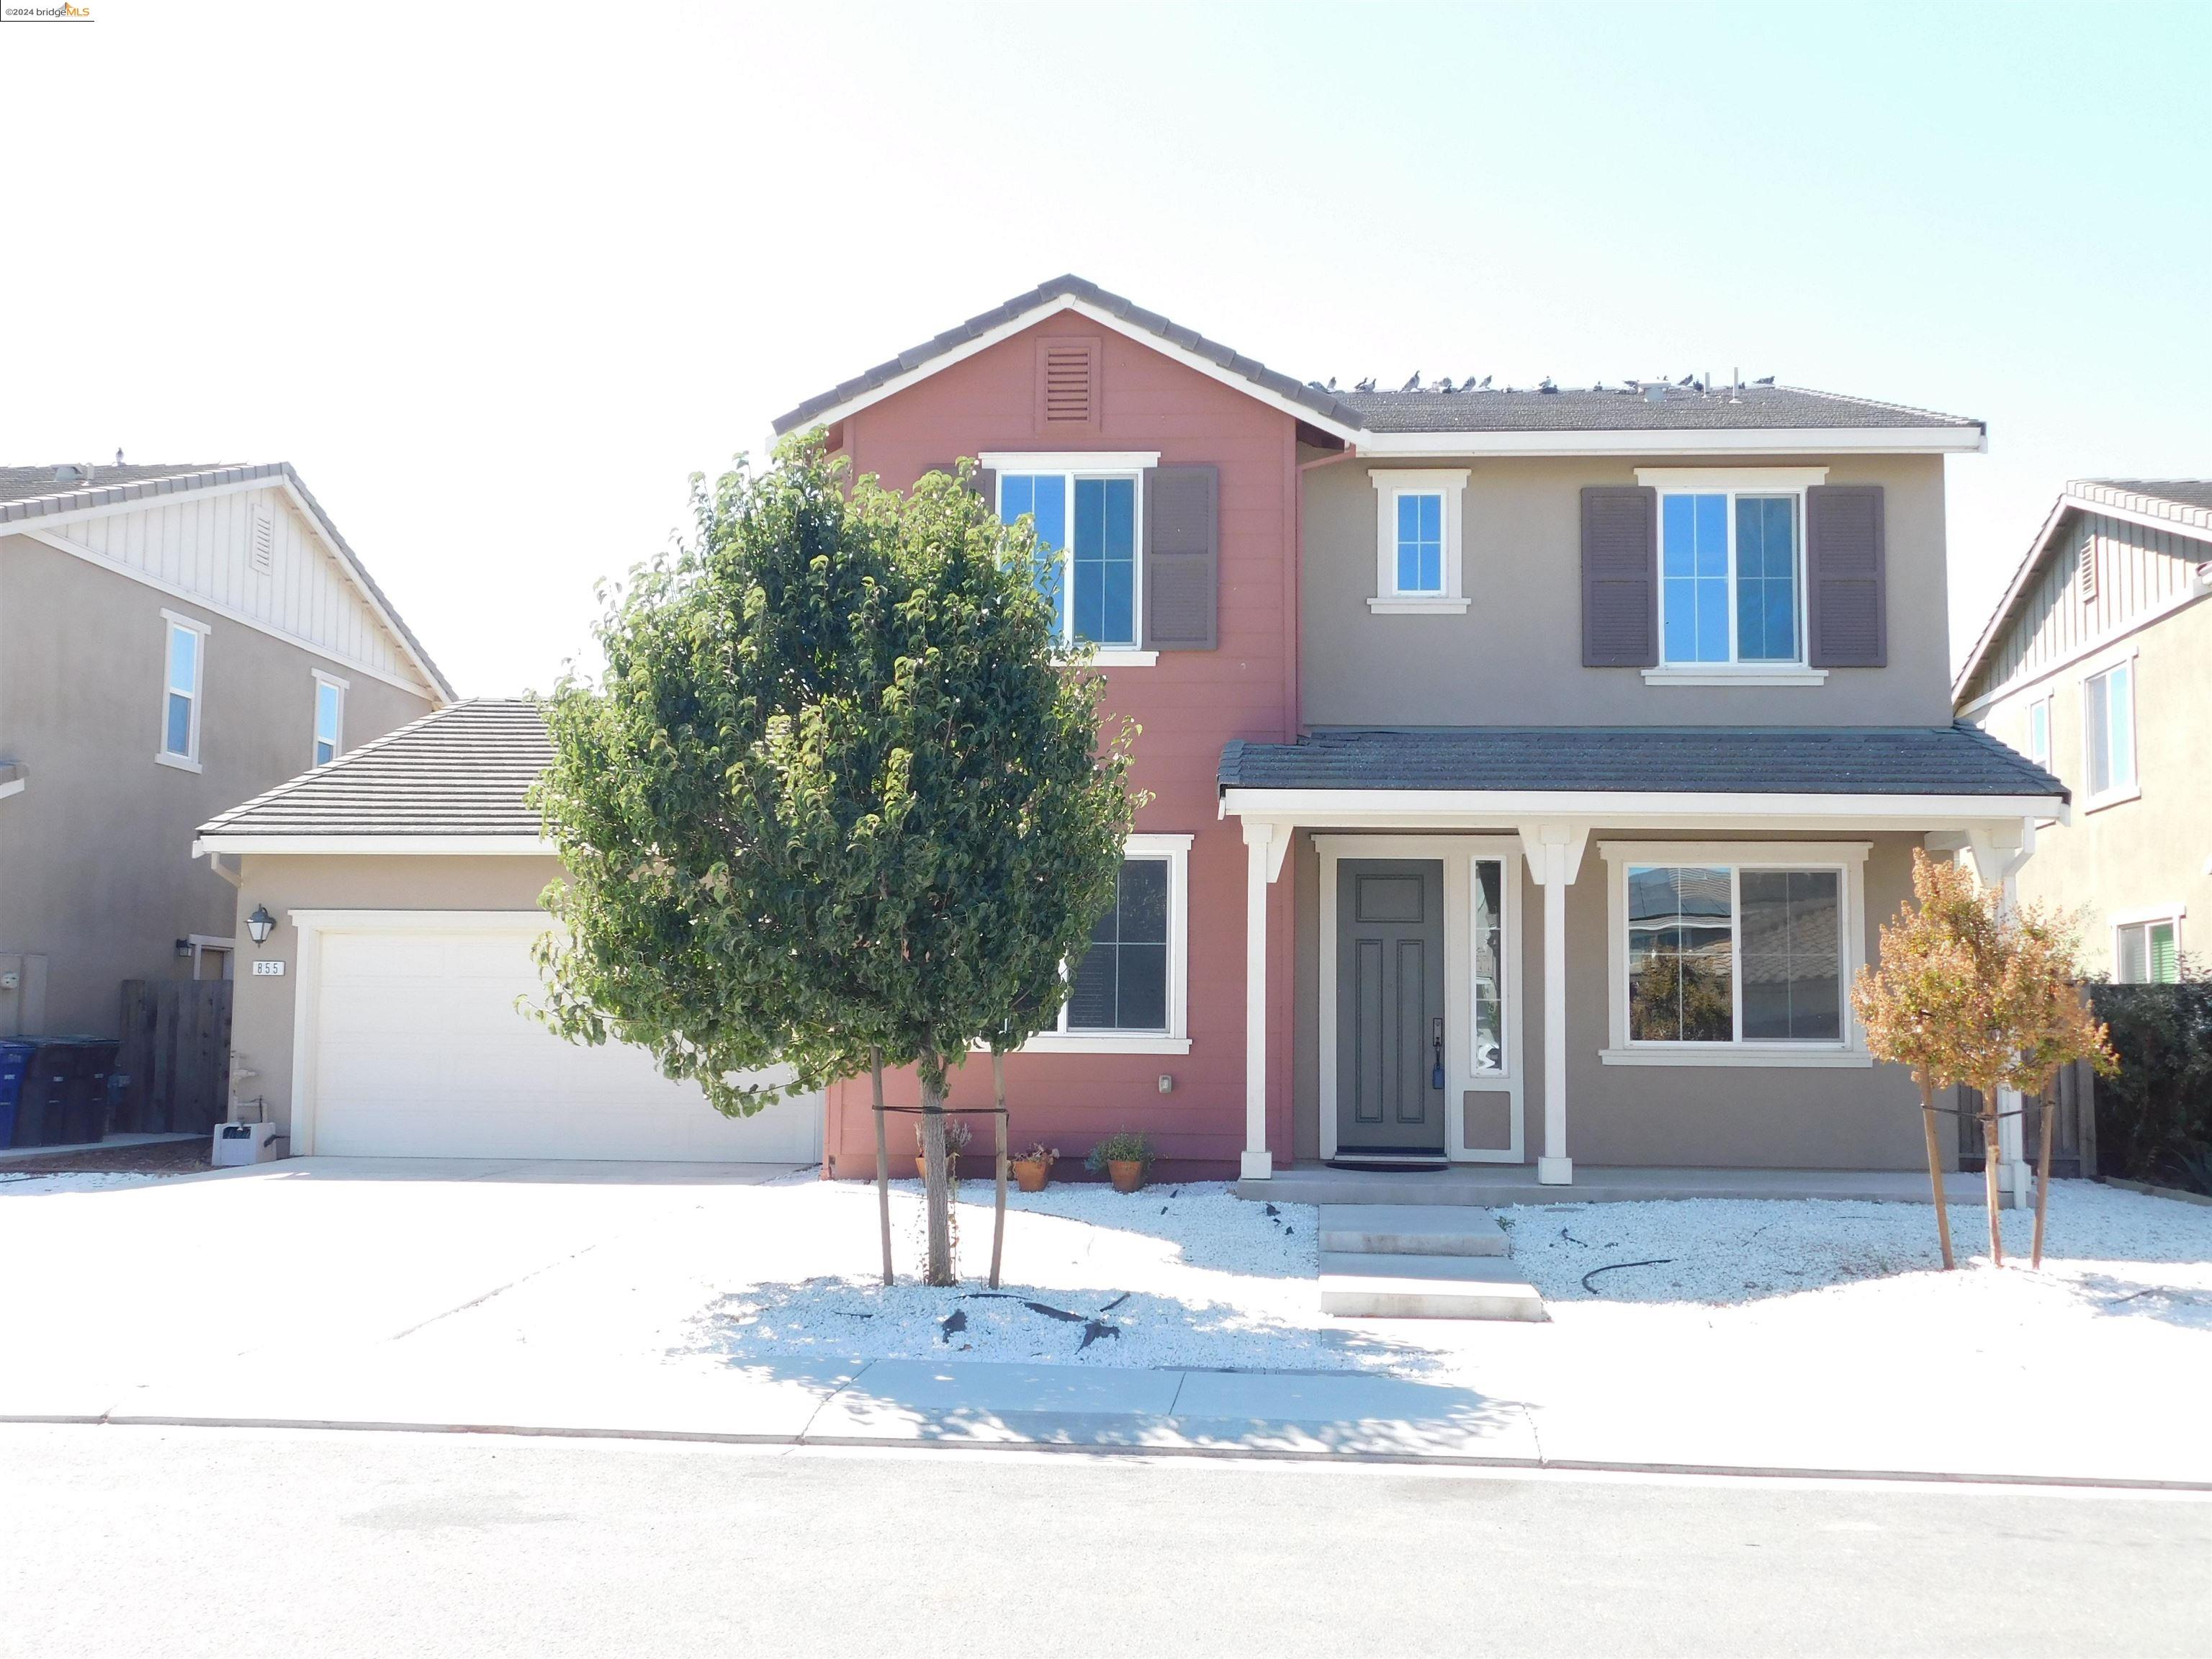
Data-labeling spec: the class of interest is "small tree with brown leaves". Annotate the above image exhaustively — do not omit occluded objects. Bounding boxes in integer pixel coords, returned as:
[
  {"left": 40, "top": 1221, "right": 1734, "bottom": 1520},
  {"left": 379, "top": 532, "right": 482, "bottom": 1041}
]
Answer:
[{"left": 1854, "top": 850, "right": 2114, "bottom": 1269}]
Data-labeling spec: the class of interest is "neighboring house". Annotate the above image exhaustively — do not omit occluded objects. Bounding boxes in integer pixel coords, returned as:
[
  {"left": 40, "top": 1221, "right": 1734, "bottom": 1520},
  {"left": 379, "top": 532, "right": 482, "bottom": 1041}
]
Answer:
[
  {"left": 202, "top": 276, "right": 2061, "bottom": 1185},
  {"left": 1954, "top": 480, "right": 2212, "bottom": 982},
  {"left": 0, "top": 462, "right": 450, "bottom": 1045},
  {"left": 193, "top": 700, "right": 822, "bottom": 1163}
]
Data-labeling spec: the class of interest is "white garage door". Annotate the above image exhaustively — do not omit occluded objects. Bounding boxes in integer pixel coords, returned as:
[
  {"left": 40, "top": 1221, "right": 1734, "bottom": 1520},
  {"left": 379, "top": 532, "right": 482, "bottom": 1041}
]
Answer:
[{"left": 306, "top": 925, "right": 822, "bottom": 1162}]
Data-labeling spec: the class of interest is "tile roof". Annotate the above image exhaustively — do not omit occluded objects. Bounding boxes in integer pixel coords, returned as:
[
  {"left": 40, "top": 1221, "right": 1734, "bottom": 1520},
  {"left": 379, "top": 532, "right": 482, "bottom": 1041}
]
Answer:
[
  {"left": 198, "top": 698, "right": 552, "bottom": 841},
  {"left": 0, "top": 461, "right": 454, "bottom": 701},
  {"left": 770, "top": 274, "right": 1982, "bottom": 441},
  {"left": 2074, "top": 478, "right": 2212, "bottom": 521},
  {"left": 1217, "top": 724, "right": 2065, "bottom": 799}
]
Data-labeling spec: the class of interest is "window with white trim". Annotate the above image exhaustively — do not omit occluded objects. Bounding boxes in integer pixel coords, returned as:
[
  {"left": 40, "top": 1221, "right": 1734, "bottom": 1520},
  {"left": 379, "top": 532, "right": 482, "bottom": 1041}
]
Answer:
[
  {"left": 2025, "top": 693, "right": 2051, "bottom": 773},
  {"left": 1471, "top": 856, "right": 1506, "bottom": 1072},
  {"left": 1026, "top": 833, "right": 1191, "bottom": 1051},
  {"left": 1370, "top": 469, "right": 1469, "bottom": 611},
  {"left": 997, "top": 467, "right": 1141, "bottom": 649},
  {"left": 1660, "top": 490, "right": 1804, "bottom": 665},
  {"left": 159, "top": 614, "right": 207, "bottom": 765},
  {"left": 1605, "top": 844, "right": 1867, "bottom": 1056},
  {"left": 313, "top": 673, "right": 346, "bottom": 767},
  {"left": 2084, "top": 660, "right": 2136, "bottom": 802},
  {"left": 2114, "top": 915, "right": 2180, "bottom": 984}
]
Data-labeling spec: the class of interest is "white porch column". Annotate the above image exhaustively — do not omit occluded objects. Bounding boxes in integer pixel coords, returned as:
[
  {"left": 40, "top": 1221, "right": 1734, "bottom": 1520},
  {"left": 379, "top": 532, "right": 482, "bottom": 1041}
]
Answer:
[
  {"left": 1240, "top": 820, "right": 1290, "bottom": 1181},
  {"left": 1966, "top": 820, "right": 2038, "bottom": 1209},
  {"left": 1519, "top": 822, "right": 1590, "bottom": 1187}
]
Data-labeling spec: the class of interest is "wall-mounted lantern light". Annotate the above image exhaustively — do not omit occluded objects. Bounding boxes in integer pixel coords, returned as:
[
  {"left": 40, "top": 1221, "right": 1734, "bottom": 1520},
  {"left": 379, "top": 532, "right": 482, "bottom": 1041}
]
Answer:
[{"left": 246, "top": 904, "right": 276, "bottom": 946}]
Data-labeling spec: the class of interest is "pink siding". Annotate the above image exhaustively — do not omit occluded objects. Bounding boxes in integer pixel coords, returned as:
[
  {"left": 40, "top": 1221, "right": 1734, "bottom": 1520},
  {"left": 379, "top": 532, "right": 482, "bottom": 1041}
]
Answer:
[{"left": 821, "top": 313, "right": 1298, "bottom": 1179}]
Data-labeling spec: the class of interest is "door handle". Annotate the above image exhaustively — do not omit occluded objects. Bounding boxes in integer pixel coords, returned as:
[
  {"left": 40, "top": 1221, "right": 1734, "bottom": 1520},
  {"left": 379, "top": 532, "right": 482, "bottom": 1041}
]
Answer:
[{"left": 1431, "top": 1016, "right": 1445, "bottom": 1092}]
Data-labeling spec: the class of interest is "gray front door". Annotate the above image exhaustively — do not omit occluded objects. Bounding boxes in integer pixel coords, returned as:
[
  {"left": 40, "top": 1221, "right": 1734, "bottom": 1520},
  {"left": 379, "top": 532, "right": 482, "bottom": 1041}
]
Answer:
[{"left": 1336, "top": 859, "right": 1447, "bottom": 1153}]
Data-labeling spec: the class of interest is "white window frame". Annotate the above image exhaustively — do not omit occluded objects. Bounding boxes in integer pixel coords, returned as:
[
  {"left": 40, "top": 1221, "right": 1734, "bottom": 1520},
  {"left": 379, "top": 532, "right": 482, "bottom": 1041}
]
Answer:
[
  {"left": 312, "top": 670, "right": 348, "bottom": 767},
  {"left": 1370, "top": 468, "right": 1470, "bottom": 613},
  {"left": 2080, "top": 645, "right": 2140, "bottom": 811},
  {"left": 1019, "top": 832, "right": 1192, "bottom": 1054},
  {"left": 1636, "top": 467, "right": 1830, "bottom": 686},
  {"left": 157, "top": 608, "right": 210, "bottom": 772},
  {"left": 2111, "top": 904, "right": 2184, "bottom": 984},
  {"left": 2022, "top": 688, "right": 2060, "bottom": 827},
  {"left": 1600, "top": 840, "right": 1871, "bottom": 1066},
  {"left": 981, "top": 451, "right": 1159, "bottom": 667}
]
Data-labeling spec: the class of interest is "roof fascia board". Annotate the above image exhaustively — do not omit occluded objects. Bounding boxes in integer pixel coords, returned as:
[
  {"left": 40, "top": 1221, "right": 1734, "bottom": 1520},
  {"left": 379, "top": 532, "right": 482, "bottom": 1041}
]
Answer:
[
  {"left": 194, "top": 834, "right": 555, "bottom": 857},
  {"left": 2062, "top": 490, "right": 2212, "bottom": 544},
  {"left": 1219, "top": 786, "right": 2067, "bottom": 825},
  {"left": 0, "top": 469, "right": 281, "bottom": 531},
  {"left": 1354, "top": 426, "right": 1987, "bottom": 458},
  {"left": 774, "top": 295, "right": 1364, "bottom": 446},
  {"left": 271, "top": 472, "right": 452, "bottom": 701},
  {"left": 19, "top": 529, "right": 435, "bottom": 697}
]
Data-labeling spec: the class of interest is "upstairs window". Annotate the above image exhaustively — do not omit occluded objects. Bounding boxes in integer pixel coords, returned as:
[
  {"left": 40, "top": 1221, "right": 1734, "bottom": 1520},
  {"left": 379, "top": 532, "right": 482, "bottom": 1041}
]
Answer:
[
  {"left": 1661, "top": 491, "right": 1802, "bottom": 665},
  {"left": 158, "top": 613, "right": 207, "bottom": 768},
  {"left": 1370, "top": 469, "right": 1470, "bottom": 611},
  {"left": 2084, "top": 660, "right": 2136, "bottom": 803},
  {"left": 1395, "top": 493, "right": 1444, "bottom": 594},
  {"left": 313, "top": 673, "right": 346, "bottom": 767},
  {"left": 998, "top": 468, "right": 1139, "bottom": 649},
  {"left": 2026, "top": 694, "right": 2051, "bottom": 770}
]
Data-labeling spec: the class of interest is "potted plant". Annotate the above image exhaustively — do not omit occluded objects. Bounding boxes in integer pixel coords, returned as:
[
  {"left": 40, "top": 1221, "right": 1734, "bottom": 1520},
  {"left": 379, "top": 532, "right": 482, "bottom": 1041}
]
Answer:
[
  {"left": 1086, "top": 1130, "right": 1154, "bottom": 1194},
  {"left": 1012, "top": 1143, "right": 1058, "bottom": 1192},
  {"left": 916, "top": 1116, "right": 972, "bottom": 1182}
]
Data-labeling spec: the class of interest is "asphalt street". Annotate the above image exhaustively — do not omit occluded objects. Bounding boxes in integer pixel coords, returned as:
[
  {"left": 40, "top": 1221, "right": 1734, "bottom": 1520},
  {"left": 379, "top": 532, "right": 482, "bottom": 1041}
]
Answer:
[{"left": 1, "top": 1424, "right": 2203, "bottom": 1658}]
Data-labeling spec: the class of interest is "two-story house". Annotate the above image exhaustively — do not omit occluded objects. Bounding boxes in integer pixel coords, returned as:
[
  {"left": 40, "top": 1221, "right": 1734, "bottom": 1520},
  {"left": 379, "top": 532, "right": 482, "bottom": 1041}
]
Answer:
[
  {"left": 199, "top": 278, "right": 2063, "bottom": 1192},
  {"left": 1954, "top": 480, "right": 2212, "bottom": 981},
  {"left": 0, "top": 463, "right": 450, "bottom": 1060}
]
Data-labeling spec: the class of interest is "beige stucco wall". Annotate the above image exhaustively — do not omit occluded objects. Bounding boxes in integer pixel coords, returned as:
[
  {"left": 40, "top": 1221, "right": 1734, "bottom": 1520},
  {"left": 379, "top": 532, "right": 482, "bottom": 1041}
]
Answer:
[
  {"left": 1300, "top": 452, "right": 1954, "bottom": 729},
  {"left": 225, "top": 853, "right": 564, "bottom": 1133},
  {"left": 1290, "top": 827, "right": 1941, "bottom": 1171},
  {"left": 1964, "top": 593, "right": 2212, "bottom": 978},
  {"left": 0, "top": 534, "right": 437, "bottom": 1036}
]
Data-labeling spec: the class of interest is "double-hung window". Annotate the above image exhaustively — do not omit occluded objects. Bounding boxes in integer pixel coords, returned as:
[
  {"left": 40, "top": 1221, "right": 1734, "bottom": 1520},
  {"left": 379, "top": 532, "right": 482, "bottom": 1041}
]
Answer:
[
  {"left": 2083, "top": 657, "right": 2137, "bottom": 806},
  {"left": 1639, "top": 468, "right": 1825, "bottom": 677},
  {"left": 1604, "top": 842, "right": 1868, "bottom": 1061},
  {"left": 993, "top": 459, "right": 1147, "bottom": 651},
  {"left": 158, "top": 611, "right": 208, "bottom": 769},
  {"left": 1370, "top": 469, "right": 1470, "bottom": 611},
  {"left": 1027, "top": 832, "right": 1192, "bottom": 1052},
  {"left": 313, "top": 672, "right": 346, "bottom": 767},
  {"left": 2114, "top": 914, "right": 2180, "bottom": 984}
]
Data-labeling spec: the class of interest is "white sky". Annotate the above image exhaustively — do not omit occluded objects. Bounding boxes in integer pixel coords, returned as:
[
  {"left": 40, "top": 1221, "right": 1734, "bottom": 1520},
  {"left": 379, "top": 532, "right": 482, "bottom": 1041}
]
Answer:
[{"left": 4, "top": 1, "right": 2207, "bottom": 697}]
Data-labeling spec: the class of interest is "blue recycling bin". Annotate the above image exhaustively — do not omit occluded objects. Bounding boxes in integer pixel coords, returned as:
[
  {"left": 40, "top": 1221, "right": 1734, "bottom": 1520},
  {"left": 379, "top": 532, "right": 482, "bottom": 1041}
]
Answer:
[{"left": 0, "top": 1038, "right": 38, "bottom": 1150}]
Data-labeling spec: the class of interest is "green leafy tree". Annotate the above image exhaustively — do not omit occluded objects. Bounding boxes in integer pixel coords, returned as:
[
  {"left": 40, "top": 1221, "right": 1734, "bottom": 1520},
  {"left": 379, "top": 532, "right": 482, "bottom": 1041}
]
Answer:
[{"left": 529, "top": 436, "right": 1138, "bottom": 1284}]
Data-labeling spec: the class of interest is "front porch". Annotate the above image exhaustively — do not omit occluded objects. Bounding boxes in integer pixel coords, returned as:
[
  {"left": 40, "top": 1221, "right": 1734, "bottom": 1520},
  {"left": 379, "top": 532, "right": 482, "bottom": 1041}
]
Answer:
[{"left": 1237, "top": 1163, "right": 2000, "bottom": 1208}]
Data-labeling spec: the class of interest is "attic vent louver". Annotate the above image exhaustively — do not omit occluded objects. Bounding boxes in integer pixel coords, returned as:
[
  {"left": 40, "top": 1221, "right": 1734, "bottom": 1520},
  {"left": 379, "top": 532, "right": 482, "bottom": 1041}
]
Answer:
[
  {"left": 1035, "top": 336, "right": 1100, "bottom": 433},
  {"left": 250, "top": 508, "right": 275, "bottom": 575},
  {"left": 2077, "top": 531, "right": 2097, "bottom": 603}
]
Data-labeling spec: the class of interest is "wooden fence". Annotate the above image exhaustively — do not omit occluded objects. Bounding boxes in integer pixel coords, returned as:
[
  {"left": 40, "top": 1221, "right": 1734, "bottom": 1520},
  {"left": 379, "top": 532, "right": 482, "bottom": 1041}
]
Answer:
[
  {"left": 1956, "top": 1058, "right": 2098, "bottom": 1179},
  {"left": 114, "top": 979, "right": 233, "bottom": 1136}
]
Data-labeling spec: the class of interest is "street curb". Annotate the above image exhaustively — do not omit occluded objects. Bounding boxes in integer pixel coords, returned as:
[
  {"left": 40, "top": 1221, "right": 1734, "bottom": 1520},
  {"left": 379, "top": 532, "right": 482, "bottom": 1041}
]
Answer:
[{"left": 6, "top": 1411, "right": 2206, "bottom": 1494}]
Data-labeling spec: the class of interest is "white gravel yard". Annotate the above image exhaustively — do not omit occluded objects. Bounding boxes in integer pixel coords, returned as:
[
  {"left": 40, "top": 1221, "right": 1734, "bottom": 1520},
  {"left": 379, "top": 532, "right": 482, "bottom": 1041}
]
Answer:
[{"left": 0, "top": 1171, "right": 184, "bottom": 1192}]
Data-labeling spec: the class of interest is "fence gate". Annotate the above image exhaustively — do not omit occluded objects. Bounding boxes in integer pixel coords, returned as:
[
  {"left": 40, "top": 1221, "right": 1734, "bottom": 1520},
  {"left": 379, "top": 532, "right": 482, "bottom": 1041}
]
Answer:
[
  {"left": 1956, "top": 1060, "right": 2097, "bottom": 1179},
  {"left": 115, "top": 979, "right": 233, "bottom": 1136}
]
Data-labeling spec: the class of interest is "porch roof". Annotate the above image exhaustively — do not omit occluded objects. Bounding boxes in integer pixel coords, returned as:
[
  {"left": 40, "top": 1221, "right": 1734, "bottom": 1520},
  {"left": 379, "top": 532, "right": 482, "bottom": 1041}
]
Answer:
[{"left": 1218, "top": 723, "right": 2064, "bottom": 802}]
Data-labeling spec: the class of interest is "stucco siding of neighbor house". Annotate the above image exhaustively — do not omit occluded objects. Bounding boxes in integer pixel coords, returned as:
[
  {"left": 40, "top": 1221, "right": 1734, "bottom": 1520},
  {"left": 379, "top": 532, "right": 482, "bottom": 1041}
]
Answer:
[
  {"left": 1290, "top": 827, "right": 1938, "bottom": 1172},
  {"left": 1961, "top": 526, "right": 2212, "bottom": 980},
  {"left": 0, "top": 532, "right": 436, "bottom": 1038},
  {"left": 814, "top": 310, "right": 1300, "bottom": 1179},
  {"left": 223, "top": 853, "right": 564, "bottom": 1133},
  {"left": 1299, "top": 451, "right": 1953, "bottom": 729}
]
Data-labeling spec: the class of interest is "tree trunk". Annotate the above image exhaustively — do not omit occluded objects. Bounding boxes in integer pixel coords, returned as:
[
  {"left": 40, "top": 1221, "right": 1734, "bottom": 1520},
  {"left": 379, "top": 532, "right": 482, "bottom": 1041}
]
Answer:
[
  {"left": 1979, "top": 1077, "right": 2005, "bottom": 1267},
  {"left": 2032, "top": 1071, "right": 2058, "bottom": 1269},
  {"left": 871, "top": 1048, "right": 892, "bottom": 1287},
  {"left": 1917, "top": 1071, "right": 1955, "bottom": 1271},
  {"left": 989, "top": 1050, "right": 1009, "bottom": 1290},
  {"left": 918, "top": 1053, "right": 954, "bottom": 1286}
]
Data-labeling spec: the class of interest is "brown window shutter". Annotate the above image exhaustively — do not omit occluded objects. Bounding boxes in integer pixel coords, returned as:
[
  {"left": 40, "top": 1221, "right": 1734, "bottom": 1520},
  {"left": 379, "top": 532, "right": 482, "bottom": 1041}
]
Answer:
[
  {"left": 1034, "top": 336, "right": 1101, "bottom": 434},
  {"left": 1806, "top": 485, "right": 1887, "bottom": 667},
  {"left": 1581, "top": 486, "right": 1658, "bottom": 667},
  {"left": 1143, "top": 465, "right": 1218, "bottom": 650}
]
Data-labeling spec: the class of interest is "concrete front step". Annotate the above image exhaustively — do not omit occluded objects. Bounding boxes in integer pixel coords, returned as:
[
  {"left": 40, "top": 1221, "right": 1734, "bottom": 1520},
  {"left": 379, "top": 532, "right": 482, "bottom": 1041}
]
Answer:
[
  {"left": 1318, "top": 1259, "right": 1547, "bottom": 1321},
  {"left": 1318, "top": 1205, "right": 1509, "bottom": 1257},
  {"left": 1237, "top": 1169, "right": 1504, "bottom": 1207}
]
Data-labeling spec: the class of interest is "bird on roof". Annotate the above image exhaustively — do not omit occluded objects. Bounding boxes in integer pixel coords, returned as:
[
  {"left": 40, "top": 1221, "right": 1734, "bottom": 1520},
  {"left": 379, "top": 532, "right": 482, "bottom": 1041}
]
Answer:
[
  {"left": 114, "top": 448, "right": 125, "bottom": 465},
  {"left": 1755, "top": 375, "right": 1775, "bottom": 386},
  {"left": 1676, "top": 374, "right": 1694, "bottom": 387},
  {"left": 1326, "top": 377, "right": 1339, "bottom": 392},
  {"left": 1435, "top": 377, "right": 1455, "bottom": 393},
  {"left": 1401, "top": 372, "right": 1421, "bottom": 392},
  {"left": 1354, "top": 377, "right": 1376, "bottom": 393},
  {"left": 1539, "top": 376, "right": 1556, "bottom": 391},
  {"left": 1478, "top": 374, "right": 1492, "bottom": 390}
]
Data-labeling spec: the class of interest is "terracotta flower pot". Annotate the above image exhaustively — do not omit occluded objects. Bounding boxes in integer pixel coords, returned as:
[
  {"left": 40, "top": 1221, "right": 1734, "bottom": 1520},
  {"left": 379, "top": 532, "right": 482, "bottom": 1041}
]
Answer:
[
  {"left": 1107, "top": 1158, "right": 1146, "bottom": 1194},
  {"left": 915, "top": 1155, "right": 959, "bottom": 1183},
  {"left": 1013, "top": 1159, "right": 1051, "bottom": 1193}
]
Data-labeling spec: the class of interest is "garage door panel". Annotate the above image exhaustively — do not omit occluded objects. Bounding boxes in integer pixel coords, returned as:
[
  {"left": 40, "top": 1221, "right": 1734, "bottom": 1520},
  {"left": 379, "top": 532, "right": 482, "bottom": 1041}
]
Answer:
[{"left": 310, "top": 927, "right": 820, "bottom": 1162}]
